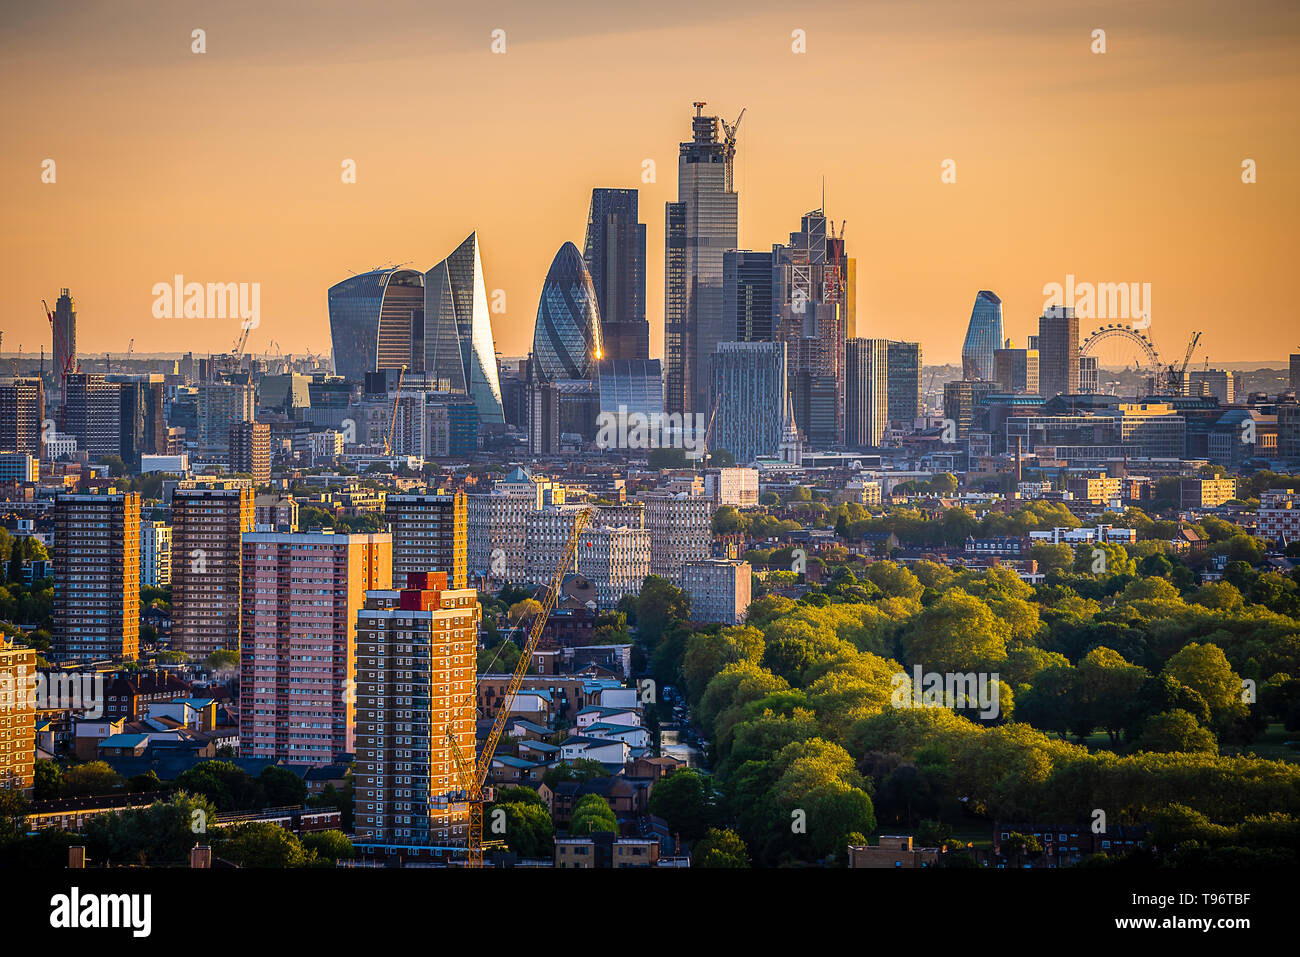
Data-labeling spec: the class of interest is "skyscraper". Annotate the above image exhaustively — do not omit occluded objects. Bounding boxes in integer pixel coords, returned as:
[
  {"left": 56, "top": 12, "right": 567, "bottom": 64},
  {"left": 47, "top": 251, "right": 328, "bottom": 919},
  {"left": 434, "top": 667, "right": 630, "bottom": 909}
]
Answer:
[
  {"left": 1038, "top": 306, "right": 1081, "bottom": 398},
  {"left": 52, "top": 288, "right": 77, "bottom": 385},
  {"left": 845, "top": 339, "right": 890, "bottom": 449},
  {"left": 171, "top": 482, "right": 255, "bottom": 659},
  {"left": 239, "top": 530, "right": 391, "bottom": 764},
  {"left": 584, "top": 188, "right": 648, "bottom": 361},
  {"left": 993, "top": 342, "right": 1040, "bottom": 395},
  {"left": 722, "top": 250, "right": 774, "bottom": 342},
  {"left": 118, "top": 377, "right": 166, "bottom": 469},
  {"left": 53, "top": 492, "right": 140, "bottom": 661},
  {"left": 886, "top": 340, "right": 923, "bottom": 428},
  {"left": 665, "top": 103, "right": 740, "bottom": 418},
  {"left": 0, "top": 378, "right": 44, "bottom": 455},
  {"left": 424, "top": 232, "right": 506, "bottom": 426},
  {"left": 531, "top": 242, "right": 604, "bottom": 382},
  {"left": 708, "top": 341, "right": 788, "bottom": 465},
  {"left": 772, "top": 210, "right": 850, "bottom": 444},
  {"left": 961, "top": 290, "right": 1004, "bottom": 381},
  {"left": 196, "top": 381, "right": 254, "bottom": 456},
  {"left": 328, "top": 267, "right": 425, "bottom": 382},
  {"left": 62, "top": 373, "right": 121, "bottom": 460},
  {"left": 354, "top": 572, "right": 480, "bottom": 849},
  {"left": 229, "top": 421, "right": 271, "bottom": 484}
]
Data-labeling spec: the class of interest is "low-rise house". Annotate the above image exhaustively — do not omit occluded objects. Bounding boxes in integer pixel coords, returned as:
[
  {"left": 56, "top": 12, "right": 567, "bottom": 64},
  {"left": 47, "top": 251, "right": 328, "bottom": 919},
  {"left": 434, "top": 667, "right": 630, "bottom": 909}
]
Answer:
[{"left": 848, "top": 835, "right": 944, "bottom": 868}]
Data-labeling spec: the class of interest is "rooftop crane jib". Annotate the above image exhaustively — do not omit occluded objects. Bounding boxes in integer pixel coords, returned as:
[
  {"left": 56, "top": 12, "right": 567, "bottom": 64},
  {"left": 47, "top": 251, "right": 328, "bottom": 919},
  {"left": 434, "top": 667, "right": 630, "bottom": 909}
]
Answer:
[{"left": 446, "top": 506, "right": 596, "bottom": 867}]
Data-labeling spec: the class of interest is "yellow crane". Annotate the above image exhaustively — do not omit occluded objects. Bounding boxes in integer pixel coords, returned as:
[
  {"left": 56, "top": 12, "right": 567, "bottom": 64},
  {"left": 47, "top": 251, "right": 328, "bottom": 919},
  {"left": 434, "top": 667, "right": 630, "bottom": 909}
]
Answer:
[
  {"left": 383, "top": 365, "right": 407, "bottom": 455},
  {"left": 446, "top": 506, "right": 595, "bottom": 866}
]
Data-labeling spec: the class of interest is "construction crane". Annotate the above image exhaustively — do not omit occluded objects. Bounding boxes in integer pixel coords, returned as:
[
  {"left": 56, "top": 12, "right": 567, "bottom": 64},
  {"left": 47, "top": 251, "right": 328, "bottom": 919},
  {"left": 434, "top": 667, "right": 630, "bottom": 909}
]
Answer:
[
  {"left": 126, "top": 338, "right": 135, "bottom": 365},
  {"left": 41, "top": 299, "right": 76, "bottom": 382},
  {"left": 382, "top": 365, "right": 407, "bottom": 455},
  {"left": 720, "top": 107, "right": 746, "bottom": 193},
  {"left": 697, "top": 402, "right": 720, "bottom": 469},
  {"left": 1165, "top": 331, "right": 1201, "bottom": 394},
  {"left": 446, "top": 507, "right": 596, "bottom": 867}
]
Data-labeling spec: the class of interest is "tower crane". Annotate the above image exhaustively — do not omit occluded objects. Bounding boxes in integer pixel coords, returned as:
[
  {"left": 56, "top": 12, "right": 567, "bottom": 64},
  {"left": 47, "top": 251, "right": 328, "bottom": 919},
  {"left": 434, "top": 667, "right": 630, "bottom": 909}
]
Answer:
[
  {"left": 720, "top": 107, "right": 746, "bottom": 193},
  {"left": 382, "top": 365, "right": 407, "bottom": 455},
  {"left": 42, "top": 299, "right": 76, "bottom": 382},
  {"left": 445, "top": 506, "right": 596, "bottom": 867},
  {"left": 1165, "top": 331, "right": 1201, "bottom": 394}
]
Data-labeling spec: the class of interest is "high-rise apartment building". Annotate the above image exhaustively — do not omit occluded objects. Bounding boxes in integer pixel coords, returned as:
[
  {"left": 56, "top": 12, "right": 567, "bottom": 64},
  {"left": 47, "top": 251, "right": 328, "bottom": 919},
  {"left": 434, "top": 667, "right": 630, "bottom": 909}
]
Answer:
[
  {"left": 0, "top": 378, "right": 44, "bottom": 455},
  {"left": 1038, "top": 306, "right": 1080, "bottom": 398},
  {"left": 171, "top": 482, "right": 255, "bottom": 658},
  {"left": 117, "top": 377, "right": 166, "bottom": 470},
  {"left": 641, "top": 492, "right": 713, "bottom": 585},
  {"left": 239, "top": 530, "right": 392, "bottom": 764},
  {"left": 229, "top": 421, "right": 271, "bottom": 484},
  {"left": 993, "top": 343, "right": 1040, "bottom": 395},
  {"left": 578, "top": 524, "right": 651, "bottom": 609},
  {"left": 140, "top": 520, "right": 172, "bottom": 587},
  {"left": 62, "top": 373, "right": 121, "bottom": 460},
  {"left": 53, "top": 492, "right": 141, "bottom": 660},
  {"left": 0, "top": 643, "right": 37, "bottom": 794},
  {"left": 665, "top": 103, "right": 739, "bottom": 417},
  {"left": 584, "top": 188, "right": 648, "bottom": 362},
  {"left": 708, "top": 341, "right": 788, "bottom": 465},
  {"left": 387, "top": 491, "right": 468, "bottom": 590},
  {"left": 354, "top": 572, "right": 480, "bottom": 848},
  {"left": 845, "top": 339, "right": 891, "bottom": 449},
  {"left": 467, "top": 467, "right": 552, "bottom": 583},
  {"left": 943, "top": 379, "right": 1000, "bottom": 439},
  {"left": 682, "top": 559, "right": 751, "bottom": 626},
  {"left": 196, "top": 381, "right": 255, "bottom": 455},
  {"left": 961, "top": 290, "right": 1004, "bottom": 381},
  {"left": 886, "top": 340, "right": 923, "bottom": 428},
  {"left": 524, "top": 503, "right": 645, "bottom": 584}
]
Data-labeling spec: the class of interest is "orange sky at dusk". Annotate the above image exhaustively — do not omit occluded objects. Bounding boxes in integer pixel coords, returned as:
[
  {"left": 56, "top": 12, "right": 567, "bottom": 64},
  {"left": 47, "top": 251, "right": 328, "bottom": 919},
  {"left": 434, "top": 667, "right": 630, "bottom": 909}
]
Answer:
[{"left": 1, "top": 0, "right": 1297, "bottom": 367}]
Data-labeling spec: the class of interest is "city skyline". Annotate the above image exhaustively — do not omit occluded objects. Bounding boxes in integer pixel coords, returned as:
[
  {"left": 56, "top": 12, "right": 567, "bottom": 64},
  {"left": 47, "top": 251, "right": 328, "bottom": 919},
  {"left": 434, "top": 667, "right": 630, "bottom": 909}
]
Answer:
[{"left": 2, "top": 0, "right": 1297, "bottom": 367}]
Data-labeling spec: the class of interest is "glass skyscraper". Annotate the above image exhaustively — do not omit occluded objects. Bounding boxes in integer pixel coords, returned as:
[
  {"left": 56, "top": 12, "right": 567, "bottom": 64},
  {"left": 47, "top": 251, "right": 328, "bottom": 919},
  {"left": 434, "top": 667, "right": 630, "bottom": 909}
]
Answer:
[
  {"left": 532, "top": 242, "right": 604, "bottom": 382},
  {"left": 722, "top": 250, "right": 774, "bottom": 342},
  {"left": 845, "top": 339, "right": 890, "bottom": 449},
  {"left": 328, "top": 267, "right": 424, "bottom": 383},
  {"left": 708, "top": 341, "right": 787, "bottom": 465},
  {"left": 584, "top": 188, "right": 648, "bottom": 362},
  {"left": 327, "top": 234, "right": 505, "bottom": 426},
  {"left": 665, "top": 103, "right": 739, "bottom": 418},
  {"left": 961, "top": 290, "right": 1004, "bottom": 381},
  {"left": 425, "top": 232, "right": 505, "bottom": 426},
  {"left": 771, "top": 209, "right": 851, "bottom": 445}
]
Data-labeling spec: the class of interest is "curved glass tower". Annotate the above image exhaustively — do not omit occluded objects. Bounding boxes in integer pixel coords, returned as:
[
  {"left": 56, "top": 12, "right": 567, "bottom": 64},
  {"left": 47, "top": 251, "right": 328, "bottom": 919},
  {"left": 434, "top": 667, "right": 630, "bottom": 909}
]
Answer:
[
  {"left": 532, "top": 242, "right": 604, "bottom": 382},
  {"left": 425, "top": 232, "right": 505, "bottom": 425},
  {"left": 962, "top": 290, "right": 1004, "bottom": 381},
  {"left": 327, "top": 268, "right": 424, "bottom": 382}
]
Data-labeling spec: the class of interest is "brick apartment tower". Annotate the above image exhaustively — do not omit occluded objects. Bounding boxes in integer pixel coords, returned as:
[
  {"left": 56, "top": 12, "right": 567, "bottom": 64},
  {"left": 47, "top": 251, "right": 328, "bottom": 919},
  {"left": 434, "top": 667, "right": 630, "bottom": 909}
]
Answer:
[
  {"left": 53, "top": 492, "right": 140, "bottom": 660},
  {"left": 171, "top": 482, "right": 255, "bottom": 659},
  {"left": 386, "top": 491, "right": 468, "bottom": 589},
  {"left": 239, "top": 530, "right": 391, "bottom": 765},
  {"left": 0, "top": 644, "right": 37, "bottom": 793},
  {"left": 229, "top": 421, "right": 271, "bottom": 486},
  {"left": 354, "top": 572, "right": 480, "bottom": 848}
]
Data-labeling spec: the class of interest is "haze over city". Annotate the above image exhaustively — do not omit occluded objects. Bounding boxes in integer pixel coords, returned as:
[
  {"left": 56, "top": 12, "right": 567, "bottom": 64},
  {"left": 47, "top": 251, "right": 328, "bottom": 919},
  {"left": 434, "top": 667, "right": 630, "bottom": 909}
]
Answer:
[{"left": 2, "top": 0, "right": 1297, "bottom": 364}]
